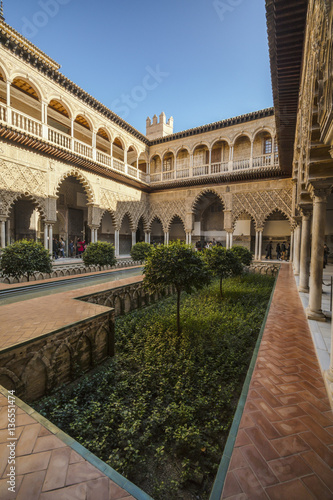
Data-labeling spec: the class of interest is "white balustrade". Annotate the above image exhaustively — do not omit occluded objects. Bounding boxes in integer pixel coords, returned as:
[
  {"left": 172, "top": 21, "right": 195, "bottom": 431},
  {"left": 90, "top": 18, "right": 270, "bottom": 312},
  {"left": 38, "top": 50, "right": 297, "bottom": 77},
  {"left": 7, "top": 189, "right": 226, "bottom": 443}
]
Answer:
[
  {"left": 138, "top": 170, "right": 147, "bottom": 182},
  {"left": 252, "top": 154, "right": 272, "bottom": 167},
  {"left": 176, "top": 168, "right": 190, "bottom": 179},
  {"left": 12, "top": 110, "right": 42, "bottom": 137},
  {"left": 74, "top": 139, "right": 93, "bottom": 158},
  {"left": 233, "top": 159, "right": 250, "bottom": 170},
  {"left": 96, "top": 150, "right": 112, "bottom": 167},
  {"left": 150, "top": 172, "right": 162, "bottom": 183},
  {"left": 48, "top": 127, "right": 71, "bottom": 149},
  {"left": 0, "top": 103, "right": 6, "bottom": 122},
  {"left": 113, "top": 159, "right": 126, "bottom": 173},
  {"left": 193, "top": 164, "right": 209, "bottom": 177},
  {"left": 211, "top": 162, "right": 229, "bottom": 174},
  {"left": 162, "top": 170, "right": 174, "bottom": 181},
  {"left": 127, "top": 165, "right": 138, "bottom": 178}
]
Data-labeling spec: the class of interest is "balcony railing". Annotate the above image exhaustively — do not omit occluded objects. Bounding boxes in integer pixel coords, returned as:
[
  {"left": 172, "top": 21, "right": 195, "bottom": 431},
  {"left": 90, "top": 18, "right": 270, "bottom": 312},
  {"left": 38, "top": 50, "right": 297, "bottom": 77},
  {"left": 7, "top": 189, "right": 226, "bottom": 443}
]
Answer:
[{"left": 0, "top": 103, "right": 279, "bottom": 186}]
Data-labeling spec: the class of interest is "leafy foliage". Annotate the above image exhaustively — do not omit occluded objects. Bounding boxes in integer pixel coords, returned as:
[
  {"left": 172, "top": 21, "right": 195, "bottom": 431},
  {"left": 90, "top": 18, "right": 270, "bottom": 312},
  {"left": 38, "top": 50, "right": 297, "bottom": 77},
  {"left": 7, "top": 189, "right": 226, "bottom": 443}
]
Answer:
[
  {"left": 204, "top": 246, "right": 243, "bottom": 297},
  {"left": 231, "top": 245, "right": 253, "bottom": 266},
  {"left": 82, "top": 241, "right": 116, "bottom": 267},
  {"left": 35, "top": 273, "right": 275, "bottom": 500},
  {"left": 130, "top": 241, "right": 152, "bottom": 263},
  {"left": 143, "top": 241, "right": 212, "bottom": 333},
  {"left": 0, "top": 239, "right": 52, "bottom": 281}
]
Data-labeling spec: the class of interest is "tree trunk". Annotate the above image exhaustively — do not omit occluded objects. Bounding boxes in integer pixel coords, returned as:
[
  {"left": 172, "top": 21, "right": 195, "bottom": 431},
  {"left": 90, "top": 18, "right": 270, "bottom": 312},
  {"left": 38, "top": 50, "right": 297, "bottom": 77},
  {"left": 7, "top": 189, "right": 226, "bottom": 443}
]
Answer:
[{"left": 177, "top": 288, "right": 181, "bottom": 335}]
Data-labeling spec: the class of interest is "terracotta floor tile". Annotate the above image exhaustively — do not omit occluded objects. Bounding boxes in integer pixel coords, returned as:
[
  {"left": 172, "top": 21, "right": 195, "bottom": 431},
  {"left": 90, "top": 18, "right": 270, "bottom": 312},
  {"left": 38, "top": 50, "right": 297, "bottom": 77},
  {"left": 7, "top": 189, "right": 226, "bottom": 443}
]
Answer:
[
  {"left": 229, "top": 448, "right": 248, "bottom": 470},
  {"left": 301, "top": 415, "right": 333, "bottom": 445},
  {"left": 268, "top": 455, "right": 312, "bottom": 482},
  {"left": 271, "top": 433, "right": 310, "bottom": 457},
  {"left": 254, "top": 400, "right": 282, "bottom": 422},
  {"left": 233, "top": 467, "right": 268, "bottom": 500},
  {"left": 39, "top": 483, "right": 87, "bottom": 499},
  {"left": 14, "top": 451, "right": 51, "bottom": 476},
  {"left": 110, "top": 482, "right": 135, "bottom": 499},
  {"left": 273, "top": 417, "right": 309, "bottom": 436},
  {"left": 33, "top": 435, "right": 67, "bottom": 453},
  {"left": 275, "top": 404, "right": 307, "bottom": 419},
  {"left": 301, "top": 474, "right": 333, "bottom": 500},
  {"left": 248, "top": 411, "right": 281, "bottom": 440},
  {"left": 301, "top": 450, "right": 333, "bottom": 491},
  {"left": 222, "top": 471, "right": 243, "bottom": 498},
  {"left": 245, "top": 427, "right": 279, "bottom": 461},
  {"left": 16, "top": 423, "right": 41, "bottom": 456},
  {"left": 86, "top": 477, "right": 110, "bottom": 500},
  {"left": 275, "top": 393, "right": 305, "bottom": 406},
  {"left": 16, "top": 470, "right": 46, "bottom": 500},
  {"left": 42, "top": 447, "right": 72, "bottom": 491},
  {"left": 66, "top": 461, "right": 104, "bottom": 486},
  {"left": 299, "top": 431, "right": 333, "bottom": 468},
  {"left": 265, "top": 479, "right": 314, "bottom": 500},
  {"left": 240, "top": 445, "right": 278, "bottom": 487}
]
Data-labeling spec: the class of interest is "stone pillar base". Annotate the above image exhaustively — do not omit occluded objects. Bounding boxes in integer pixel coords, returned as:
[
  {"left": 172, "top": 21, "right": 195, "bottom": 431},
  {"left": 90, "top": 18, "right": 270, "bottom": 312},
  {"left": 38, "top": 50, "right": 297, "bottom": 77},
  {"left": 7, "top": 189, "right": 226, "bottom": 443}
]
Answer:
[
  {"left": 306, "top": 307, "right": 327, "bottom": 322},
  {"left": 324, "top": 371, "right": 333, "bottom": 411},
  {"left": 298, "top": 286, "right": 309, "bottom": 293}
]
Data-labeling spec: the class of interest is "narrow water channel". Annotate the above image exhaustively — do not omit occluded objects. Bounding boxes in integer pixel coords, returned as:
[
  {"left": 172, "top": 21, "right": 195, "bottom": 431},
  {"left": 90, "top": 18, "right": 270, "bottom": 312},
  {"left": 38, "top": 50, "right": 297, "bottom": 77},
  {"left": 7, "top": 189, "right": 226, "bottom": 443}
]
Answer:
[{"left": 0, "top": 267, "right": 143, "bottom": 305}]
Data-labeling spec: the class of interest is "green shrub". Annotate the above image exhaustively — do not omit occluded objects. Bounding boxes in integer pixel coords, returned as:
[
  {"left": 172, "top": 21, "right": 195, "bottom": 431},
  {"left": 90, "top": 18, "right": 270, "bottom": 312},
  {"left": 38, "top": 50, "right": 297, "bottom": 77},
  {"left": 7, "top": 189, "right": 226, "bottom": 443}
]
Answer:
[
  {"left": 130, "top": 241, "right": 152, "bottom": 262},
  {"left": 0, "top": 239, "right": 52, "bottom": 281},
  {"left": 231, "top": 245, "right": 253, "bottom": 266},
  {"left": 82, "top": 241, "right": 116, "bottom": 267}
]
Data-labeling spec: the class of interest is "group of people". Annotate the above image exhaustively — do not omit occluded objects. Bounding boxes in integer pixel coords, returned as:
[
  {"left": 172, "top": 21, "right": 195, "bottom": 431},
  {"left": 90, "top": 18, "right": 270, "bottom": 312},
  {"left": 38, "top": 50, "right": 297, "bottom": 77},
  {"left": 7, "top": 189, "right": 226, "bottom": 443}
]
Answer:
[
  {"left": 52, "top": 237, "right": 86, "bottom": 259},
  {"left": 195, "top": 238, "right": 223, "bottom": 251},
  {"left": 265, "top": 241, "right": 290, "bottom": 261}
]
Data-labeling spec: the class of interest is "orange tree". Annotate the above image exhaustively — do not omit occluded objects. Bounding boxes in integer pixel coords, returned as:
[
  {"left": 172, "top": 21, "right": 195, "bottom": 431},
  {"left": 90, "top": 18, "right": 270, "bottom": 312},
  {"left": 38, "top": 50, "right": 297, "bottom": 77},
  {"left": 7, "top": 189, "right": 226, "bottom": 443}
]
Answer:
[
  {"left": 204, "top": 246, "right": 243, "bottom": 297},
  {"left": 143, "top": 241, "right": 212, "bottom": 335}
]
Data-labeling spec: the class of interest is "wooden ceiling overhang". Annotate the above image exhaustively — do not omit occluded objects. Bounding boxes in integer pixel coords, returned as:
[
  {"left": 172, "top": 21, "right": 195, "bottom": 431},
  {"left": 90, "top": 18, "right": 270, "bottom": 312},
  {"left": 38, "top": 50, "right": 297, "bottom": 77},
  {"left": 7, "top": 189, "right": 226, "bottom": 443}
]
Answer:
[{"left": 266, "top": 0, "right": 308, "bottom": 175}]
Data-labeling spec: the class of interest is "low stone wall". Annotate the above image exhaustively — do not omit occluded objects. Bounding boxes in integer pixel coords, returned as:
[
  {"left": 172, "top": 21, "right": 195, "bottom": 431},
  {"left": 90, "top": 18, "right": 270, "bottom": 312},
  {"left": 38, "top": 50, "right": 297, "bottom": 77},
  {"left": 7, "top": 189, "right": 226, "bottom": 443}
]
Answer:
[
  {"left": 0, "top": 280, "right": 173, "bottom": 403},
  {"left": 0, "top": 310, "right": 115, "bottom": 403},
  {"left": 249, "top": 262, "right": 280, "bottom": 276}
]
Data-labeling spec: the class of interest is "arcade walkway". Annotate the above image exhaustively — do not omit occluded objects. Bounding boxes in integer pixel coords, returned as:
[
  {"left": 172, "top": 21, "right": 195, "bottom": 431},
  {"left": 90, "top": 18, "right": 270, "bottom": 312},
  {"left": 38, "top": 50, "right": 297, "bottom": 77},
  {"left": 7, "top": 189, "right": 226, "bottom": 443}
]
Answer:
[{"left": 221, "top": 264, "right": 333, "bottom": 499}]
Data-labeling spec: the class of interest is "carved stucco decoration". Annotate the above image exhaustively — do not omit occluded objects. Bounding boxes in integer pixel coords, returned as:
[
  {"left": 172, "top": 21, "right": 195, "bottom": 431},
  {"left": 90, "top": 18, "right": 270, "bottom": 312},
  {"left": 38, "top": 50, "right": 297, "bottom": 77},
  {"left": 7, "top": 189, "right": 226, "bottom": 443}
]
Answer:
[
  {"left": 0, "top": 159, "right": 48, "bottom": 217},
  {"left": 54, "top": 168, "right": 95, "bottom": 204},
  {"left": 100, "top": 189, "right": 148, "bottom": 231},
  {"left": 148, "top": 199, "right": 187, "bottom": 232},
  {"left": 232, "top": 189, "right": 292, "bottom": 229}
]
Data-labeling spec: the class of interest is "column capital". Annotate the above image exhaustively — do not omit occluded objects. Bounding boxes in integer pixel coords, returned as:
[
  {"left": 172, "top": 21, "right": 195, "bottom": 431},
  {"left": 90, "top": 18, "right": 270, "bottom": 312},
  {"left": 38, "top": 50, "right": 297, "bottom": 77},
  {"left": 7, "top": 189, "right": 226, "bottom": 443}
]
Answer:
[
  {"left": 308, "top": 184, "right": 331, "bottom": 202},
  {"left": 299, "top": 206, "right": 312, "bottom": 219}
]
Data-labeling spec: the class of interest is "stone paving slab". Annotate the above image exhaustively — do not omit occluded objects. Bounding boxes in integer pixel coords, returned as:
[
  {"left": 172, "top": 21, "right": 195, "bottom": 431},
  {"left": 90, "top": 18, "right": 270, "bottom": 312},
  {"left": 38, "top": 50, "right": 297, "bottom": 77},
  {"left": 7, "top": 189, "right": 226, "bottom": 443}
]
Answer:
[
  {"left": 221, "top": 264, "right": 333, "bottom": 499},
  {"left": 0, "top": 274, "right": 143, "bottom": 351}
]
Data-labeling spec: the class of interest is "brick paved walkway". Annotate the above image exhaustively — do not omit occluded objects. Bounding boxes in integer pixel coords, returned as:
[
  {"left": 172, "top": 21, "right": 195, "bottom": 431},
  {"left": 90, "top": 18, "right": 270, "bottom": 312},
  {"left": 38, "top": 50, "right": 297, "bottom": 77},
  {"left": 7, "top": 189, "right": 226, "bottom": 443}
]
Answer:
[
  {"left": 0, "top": 274, "right": 143, "bottom": 350},
  {"left": 221, "top": 264, "right": 333, "bottom": 499}
]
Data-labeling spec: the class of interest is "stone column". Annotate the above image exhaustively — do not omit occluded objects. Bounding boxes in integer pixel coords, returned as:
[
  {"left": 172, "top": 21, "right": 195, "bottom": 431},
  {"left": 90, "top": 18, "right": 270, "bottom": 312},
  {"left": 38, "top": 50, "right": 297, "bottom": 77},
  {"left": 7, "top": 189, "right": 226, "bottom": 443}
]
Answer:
[
  {"left": 255, "top": 231, "right": 259, "bottom": 260},
  {"left": 186, "top": 232, "right": 192, "bottom": 245},
  {"left": 289, "top": 230, "right": 294, "bottom": 263},
  {"left": 229, "top": 232, "right": 233, "bottom": 249},
  {"left": 48, "top": 225, "right": 53, "bottom": 255},
  {"left": 307, "top": 188, "right": 330, "bottom": 321},
  {"left": 228, "top": 144, "right": 234, "bottom": 171},
  {"left": 92, "top": 131, "right": 97, "bottom": 161},
  {"left": 0, "top": 220, "right": 5, "bottom": 247},
  {"left": 258, "top": 231, "right": 263, "bottom": 261},
  {"left": 6, "top": 219, "right": 10, "bottom": 246},
  {"left": 299, "top": 210, "right": 312, "bottom": 292},
  {"left": 145, "top": 232, "right": 150, "bottom": 244},
  {"left": 70, "top": 119, "right": 74, "bottom": 151},
  {"left": 250, "top": 140, "right": 254, "bottom": 168},
  {"left": 132, "top": 231, "right": 136, "bottom": 247},
  {"left": 293, "top": 224, "right": 301, "bottom": 276},
  {"left": 226, "top": 232, "right": 230, "bottom": 249},
  {"left": 6, "top": 80, "right": 11, "bottom": 125},
  {"left": 164, "top": 232, "right": 169, "bottom": 245},
  {"left": 44, "top": 222, "right": 49, "bottom": 250},
  {"left": 114, "top": 230, "right": 120, "bottom": 258}
]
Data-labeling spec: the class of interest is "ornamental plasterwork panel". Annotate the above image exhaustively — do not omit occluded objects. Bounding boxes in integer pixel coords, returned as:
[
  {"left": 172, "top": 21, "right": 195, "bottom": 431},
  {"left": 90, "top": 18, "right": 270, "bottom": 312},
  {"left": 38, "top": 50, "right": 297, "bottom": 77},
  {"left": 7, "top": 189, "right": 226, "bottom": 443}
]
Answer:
[
  {"left": 149, "top": 200, "right": 187, "bottom": 232},
  {"left": 0, "top": 159, "right": 47, "bottom": 197},
  {"left": 0, "top": 189, "right": 47, "bottom": 219},
  {"left": 232, "top": 189, "right": 292, "bottom": 229},
  {"left": 53, "top": 168, "right": 95, "bottom": 204}
]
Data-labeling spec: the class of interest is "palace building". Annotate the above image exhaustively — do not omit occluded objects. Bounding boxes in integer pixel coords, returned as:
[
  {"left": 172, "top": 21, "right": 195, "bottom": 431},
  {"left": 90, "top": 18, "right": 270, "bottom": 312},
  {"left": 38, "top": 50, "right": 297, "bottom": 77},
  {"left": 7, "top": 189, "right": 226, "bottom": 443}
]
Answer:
[{"left": 0, "top": 0, "right": 332, "bottom": 394}]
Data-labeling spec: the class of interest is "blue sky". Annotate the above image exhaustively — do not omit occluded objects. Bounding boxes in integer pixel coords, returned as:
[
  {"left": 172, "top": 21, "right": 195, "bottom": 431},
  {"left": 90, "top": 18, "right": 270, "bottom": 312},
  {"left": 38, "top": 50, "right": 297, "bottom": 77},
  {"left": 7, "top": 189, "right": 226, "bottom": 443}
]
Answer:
[{"left": 4, "top": 0, "right": 273, "bottom": 134}]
